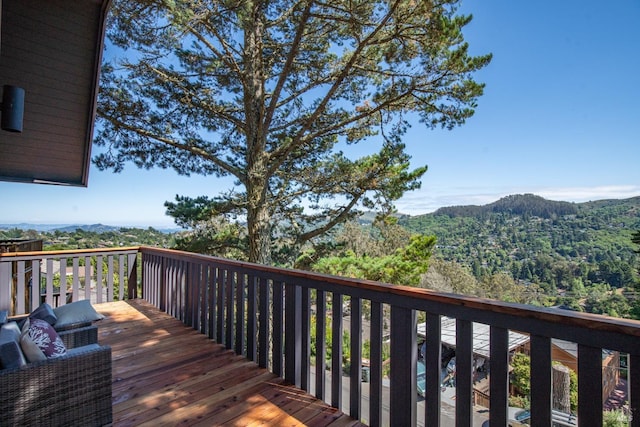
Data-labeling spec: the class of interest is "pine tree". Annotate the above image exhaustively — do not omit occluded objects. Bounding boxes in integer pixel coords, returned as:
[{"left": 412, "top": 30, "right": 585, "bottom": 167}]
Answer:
[{"left": 96, "top": 0, "right": 491, "bottom": 264}]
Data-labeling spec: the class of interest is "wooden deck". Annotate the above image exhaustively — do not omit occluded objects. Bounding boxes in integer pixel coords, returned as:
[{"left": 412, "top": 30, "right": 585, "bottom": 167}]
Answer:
[{"left": 95, "top": 300, "right": 364, "bottom": 427}]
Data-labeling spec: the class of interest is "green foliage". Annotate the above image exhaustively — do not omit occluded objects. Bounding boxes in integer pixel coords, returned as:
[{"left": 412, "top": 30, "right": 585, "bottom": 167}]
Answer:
[
  {"left": 632, "top": 228, "right": 640, "bottom": 280},
  {"left": 603, "top": 409, "right": 631, "bottom": 427},
  {"left": 585, "top": 292, "right": 631, "bottom": 318},
  {"left": 478, "top": 272, "right": 522, "bottom": 302},
  {"left": 334, "top": 218, "right": 414, "bottom": 259},
  {"left": 172, "top": 216, "right": 248, "bottom": 260},
  {"left": 342, "top": 330, "right": 351, "bottom": 365},
  {"left": 362, "top": 338, "right": 392, "bottom": 377},
  {"left": 508, "top": 395, "right": 530, "bottom": 411},
  {"left": 422, "top": 258, "right": 547, "bottom": 305},
  {"left": 310, "top": 314, "right": 334, "bottom": 363},
  {"left": 421, "top": 258, "right": 477, "bottom": 294},
  {"left": 312, "top": 234, "right": 435, "bottom": 286},
  {"left": 0, "top": 227, "right": 29, "bottom": 240},
  {"left": 309, "top": 217, "right": 436, "bottom": 286},
  {"left": 97, "top": 0, "right": 491, "bottom": 265},
  {"left": 310, "top": 314, "right": 351, "bottom": 368},
  {"left": 510, "top": 353, "right": 531, "bottom": 397}
]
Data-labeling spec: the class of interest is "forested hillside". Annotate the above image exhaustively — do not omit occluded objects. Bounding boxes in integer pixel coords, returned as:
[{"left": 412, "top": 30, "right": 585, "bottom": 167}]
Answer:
[{"left": 400, "top": 194, "right": 640, "bottom": 299}]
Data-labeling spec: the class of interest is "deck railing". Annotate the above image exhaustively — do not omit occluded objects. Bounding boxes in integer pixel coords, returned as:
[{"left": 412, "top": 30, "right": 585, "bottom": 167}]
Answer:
[
  {"left": 139, "top": 246, "right": 640, "bottom": 427},
  {"left": 3, "top": 246, "right": 640, "bottom": 426},
  {"left": 0, "top": 247, "right": 139, "bottom": 315}
]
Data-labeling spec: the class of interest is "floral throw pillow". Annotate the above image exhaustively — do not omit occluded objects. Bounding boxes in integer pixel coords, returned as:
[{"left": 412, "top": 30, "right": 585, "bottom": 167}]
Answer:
[{"left": 25, "top": 318, "right": 67, "bottom": 358}]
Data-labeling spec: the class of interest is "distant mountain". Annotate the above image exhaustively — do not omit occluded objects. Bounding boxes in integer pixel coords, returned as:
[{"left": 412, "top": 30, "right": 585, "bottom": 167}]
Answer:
[
  {"left": 433, "top": 193, "right": 578, "bottom": 219},
  {"left": 0, "top": 223, "right": 73, "bottom": 232},
  {"left": 52, "top": 224, "right": 122, "bottom": 233},
  {"left": 400, "top": 194, "right": 640, "bottom": 290},
  {"left": 579, "top": 196, "right": 640, "bottom": 211},
  {"left": 0, "top": 223, "right": 180, "bottom": 234}
]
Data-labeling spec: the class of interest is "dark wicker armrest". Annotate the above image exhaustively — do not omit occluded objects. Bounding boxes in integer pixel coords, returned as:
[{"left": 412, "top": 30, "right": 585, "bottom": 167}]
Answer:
[
  {"left": 0, "top": 345, "right": 113, "bottom": 427},
  {"left": 54, "top": 320, "right": 93, "bottom": 331},
  {"left": 58, "top": 325, "right": 98, "bottom": 349}
]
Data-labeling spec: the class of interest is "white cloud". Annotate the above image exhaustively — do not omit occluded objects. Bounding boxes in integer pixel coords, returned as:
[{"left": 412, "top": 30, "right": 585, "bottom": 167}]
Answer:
[{"left": 534, "top": 185, "right": 640, "bottom": 203}]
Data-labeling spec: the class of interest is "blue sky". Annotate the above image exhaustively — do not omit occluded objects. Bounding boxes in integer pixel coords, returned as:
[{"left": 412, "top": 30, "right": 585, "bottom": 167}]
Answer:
[{"left": 1, "top": 0, "right": 639, "bottom": 228}]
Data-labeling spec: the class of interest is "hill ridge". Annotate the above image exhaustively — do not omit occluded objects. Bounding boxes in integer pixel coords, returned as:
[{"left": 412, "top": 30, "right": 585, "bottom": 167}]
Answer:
[{"left": 427, "top": 193, "right": 640, "bottom": 219}]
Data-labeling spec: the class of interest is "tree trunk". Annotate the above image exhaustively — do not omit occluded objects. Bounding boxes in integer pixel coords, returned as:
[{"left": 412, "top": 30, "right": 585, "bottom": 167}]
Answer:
[
  {"left": 552, "top": 363, "right": 571, "bottom": 413},
  {"left": 247, "top": 188, "right": 271, "bottom": 265},
  {"left": 244, "top": 3, "right": 269, "bottom": 265}
]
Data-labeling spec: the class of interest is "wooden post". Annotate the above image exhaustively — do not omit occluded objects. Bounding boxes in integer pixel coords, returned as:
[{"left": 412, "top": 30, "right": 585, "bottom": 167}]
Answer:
[
  {"left": 127, "top": 253, "right": 137, "bottom": 299},
  {"left": 0, "top": 261, "right": 10, "bottom": 312}
]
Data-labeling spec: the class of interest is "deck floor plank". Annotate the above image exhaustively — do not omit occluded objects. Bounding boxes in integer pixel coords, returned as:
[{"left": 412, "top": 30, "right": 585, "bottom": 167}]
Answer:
[{"left": 95, "top": 300, "right": 364, "bottom": 427}]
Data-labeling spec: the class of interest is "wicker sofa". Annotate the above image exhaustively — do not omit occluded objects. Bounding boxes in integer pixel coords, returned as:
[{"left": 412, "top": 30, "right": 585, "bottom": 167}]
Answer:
[{"left": 0, "top": 309, "right": 112, "bottom": 426}]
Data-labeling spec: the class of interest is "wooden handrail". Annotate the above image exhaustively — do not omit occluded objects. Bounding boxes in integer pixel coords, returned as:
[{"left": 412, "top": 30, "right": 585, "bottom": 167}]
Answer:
[{"left": 0, "top": 246, "right": 140, "bottom": 259}]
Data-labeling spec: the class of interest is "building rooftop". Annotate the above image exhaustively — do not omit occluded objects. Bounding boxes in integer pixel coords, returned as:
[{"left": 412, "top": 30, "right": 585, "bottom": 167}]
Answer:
[{"left": 417, "top": 317, "right": 530, "bottom": 359}]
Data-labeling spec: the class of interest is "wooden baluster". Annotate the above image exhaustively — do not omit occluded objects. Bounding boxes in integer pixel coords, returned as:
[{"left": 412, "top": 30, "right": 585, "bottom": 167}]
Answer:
[
  {"left": 425, "top": 312, "right": 442, "bottom": 427},
  {"left": 96, "top": 255, "right": 103, "bottom": 304},
  {"left": 630, "top": 354, "right": 640, "bottom": 427},
  {"left": 225, "top": 270, "right": 235, "bottom": 350},
  {"left": 106, "top": 256, "right": 113, "bottom": 303},
  {"left": 349, "top": 296, "right": 362, "bottom": 420},
  {"left": 258, "top": 277, "right": 270, "bottom": 369},
  {"left": 578, "top": 344, "right": 603, "bottom": 427},
  {"left": 315, "top": 290, "right": 327, "bottom": 400},
  {"left": 119, "top": 254, "right": 125, "bottom": 301},
  {"left": 530, "top": 334, "right": 552, "bottom": 425},
  {"left": 456, "top": 318, "right": 473, "bottom": 427},
  {"left": 216, "top": 267, "right": 225, "bottom": 343},
  {"left": 235, "top": 271, "right": 246, "bottom": 356},
  {"left": 331, "top": 292, "right": 343, "bottom": 409},
  {"left": 272, "top": 280, "right": 284, "bottom": 377},
  {"left": 390, "top": 305, "right": 416, "bottom": 426},
  {"left": 489, "top": 326, "right": 509, "bottom": 427},
  {"left": 301, "top": 287, "right": 310, "bottom": 392},
  {"left": 16, "top": 261, "right": 26, "bottom": 313},
  {"left": 369, "top": 301, "right": 383, "bottom": 427},
  {"left": 247, "top": 274, "right": 258, "bottom": 362},
  {"left": 285, "top": 282, "right": 302, "bottom": 386}
]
